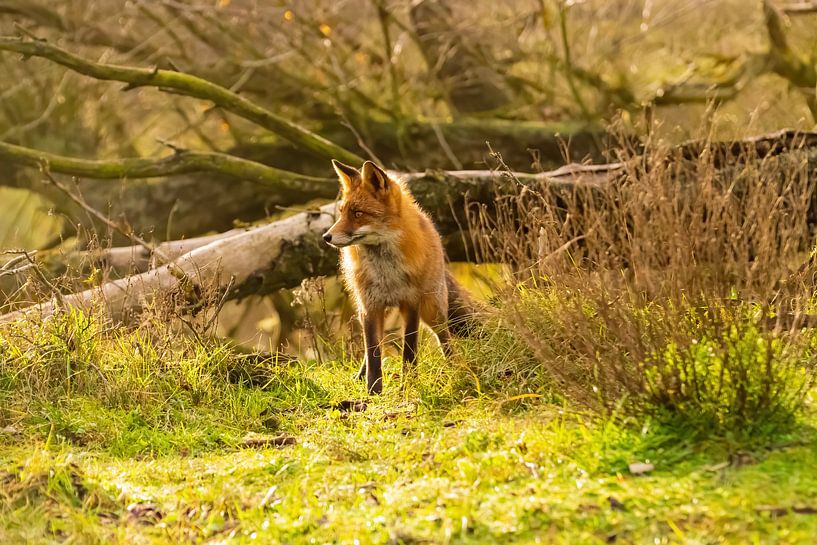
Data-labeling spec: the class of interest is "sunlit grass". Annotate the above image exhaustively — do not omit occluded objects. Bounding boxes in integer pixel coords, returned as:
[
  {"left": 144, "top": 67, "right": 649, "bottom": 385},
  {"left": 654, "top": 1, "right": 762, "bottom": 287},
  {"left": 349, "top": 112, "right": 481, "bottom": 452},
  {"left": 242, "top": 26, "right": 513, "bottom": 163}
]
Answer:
[
  {"left": 3, "top": 399, "right": 817, "bottom": 543},
  {"left": 2, "top": 310, "right": 817, "bottom": 543}
]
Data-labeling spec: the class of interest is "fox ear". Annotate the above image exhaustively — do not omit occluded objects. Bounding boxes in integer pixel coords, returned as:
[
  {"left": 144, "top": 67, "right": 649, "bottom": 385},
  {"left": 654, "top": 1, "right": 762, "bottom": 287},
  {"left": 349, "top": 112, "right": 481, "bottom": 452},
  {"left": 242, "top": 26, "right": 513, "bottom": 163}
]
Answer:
[
  {"left": 361, "top": 161, "right": 389, "bottom": 192},
  {"left": 332, "top": 159, "right": 359, "bottom": 191}
]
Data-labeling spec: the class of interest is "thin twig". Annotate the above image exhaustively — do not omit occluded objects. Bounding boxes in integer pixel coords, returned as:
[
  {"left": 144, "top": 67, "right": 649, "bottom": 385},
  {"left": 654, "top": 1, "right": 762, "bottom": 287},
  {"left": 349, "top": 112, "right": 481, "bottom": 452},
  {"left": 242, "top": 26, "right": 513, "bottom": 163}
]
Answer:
[
  {"left": 339, "top": 116, "right": 382, "bottom": 164},
  {"left": 5, "top": 249, "right": 66, "bottom": 309},
  {"left": 0, "top": 263, "right": 36, "bottom": 278},
  {"left": 40, "top": 169, "right": 170, "bottom": 263},
  {"left": 203, "top": 274, "right": 236, "bottom": 334},
  {"left": 1, "top": 251, "right": 36, "bottom": 272},
  {"left": 431, "top": 122, "right": 463, "bottom": 170}
]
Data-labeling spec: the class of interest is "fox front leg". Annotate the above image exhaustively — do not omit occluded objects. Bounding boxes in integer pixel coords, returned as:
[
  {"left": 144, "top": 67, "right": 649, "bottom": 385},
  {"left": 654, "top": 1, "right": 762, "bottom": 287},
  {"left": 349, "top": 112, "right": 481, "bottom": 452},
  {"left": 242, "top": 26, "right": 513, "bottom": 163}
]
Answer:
[{"left": 361, "top": 309, "right": 385, "bottom": 395}]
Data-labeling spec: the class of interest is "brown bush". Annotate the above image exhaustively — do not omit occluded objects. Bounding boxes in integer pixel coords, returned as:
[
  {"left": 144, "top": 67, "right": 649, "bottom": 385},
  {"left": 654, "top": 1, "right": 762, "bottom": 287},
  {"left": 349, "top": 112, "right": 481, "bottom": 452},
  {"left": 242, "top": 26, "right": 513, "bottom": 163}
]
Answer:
[{"left": 470, "top": 131, "right": 817, "bottom": 433}]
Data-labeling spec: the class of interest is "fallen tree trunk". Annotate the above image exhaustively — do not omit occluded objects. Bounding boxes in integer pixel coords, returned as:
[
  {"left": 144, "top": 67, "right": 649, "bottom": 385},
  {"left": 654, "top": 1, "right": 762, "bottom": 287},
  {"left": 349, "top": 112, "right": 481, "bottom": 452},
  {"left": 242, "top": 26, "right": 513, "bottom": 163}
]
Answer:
[
  {"left": 0, "top": 165, "right": 618, "bottom": 322},
  {"left": 4, "top": 129, "right": 817, "bottom": 323},
  {"left": 97, "top": 229, "right": 250, "bottom": 272},
  {"left": 0, "top": 204, "right": 338, "bottom": 324},
  {"left": 37, "top": 162, "right": 620, "bottom": 277},
  {"left": 72, "top": 128, "right": 817, "bottom": 273}
]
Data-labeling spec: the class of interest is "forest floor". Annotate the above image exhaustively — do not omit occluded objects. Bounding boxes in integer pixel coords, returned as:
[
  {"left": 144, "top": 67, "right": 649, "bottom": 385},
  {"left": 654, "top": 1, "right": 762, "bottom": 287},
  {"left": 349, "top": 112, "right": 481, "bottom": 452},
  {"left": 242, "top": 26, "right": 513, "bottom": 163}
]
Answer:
[{"left": 2, "top": 330, "right": 817, "bottom": 545}]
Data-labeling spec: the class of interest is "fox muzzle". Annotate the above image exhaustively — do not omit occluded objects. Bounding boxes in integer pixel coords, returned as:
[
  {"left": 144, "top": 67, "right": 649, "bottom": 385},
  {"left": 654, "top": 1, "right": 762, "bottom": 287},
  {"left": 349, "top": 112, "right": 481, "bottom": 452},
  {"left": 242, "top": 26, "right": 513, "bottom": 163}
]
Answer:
[{"left": 322, "top": 231, "right": 360, "bottom": 248}]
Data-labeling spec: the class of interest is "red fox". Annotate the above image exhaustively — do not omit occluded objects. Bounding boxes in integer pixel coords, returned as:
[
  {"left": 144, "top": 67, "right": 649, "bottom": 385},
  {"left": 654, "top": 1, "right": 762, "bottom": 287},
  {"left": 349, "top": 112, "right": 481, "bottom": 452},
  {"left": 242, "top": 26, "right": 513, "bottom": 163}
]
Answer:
[{"left": 322, "top": 160, "right": 475, "bottom": 394}]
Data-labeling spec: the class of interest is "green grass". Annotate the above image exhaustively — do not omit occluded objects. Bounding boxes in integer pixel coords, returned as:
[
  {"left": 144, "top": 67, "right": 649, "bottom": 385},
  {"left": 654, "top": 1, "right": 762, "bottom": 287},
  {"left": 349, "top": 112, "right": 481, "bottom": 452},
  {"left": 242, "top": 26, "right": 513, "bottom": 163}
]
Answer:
[
  {"left": 3, "top": 394, "right": 817, "bottom": 544},
  {"left": 2, "top": 311, "right": 817, "bottom": 544}
]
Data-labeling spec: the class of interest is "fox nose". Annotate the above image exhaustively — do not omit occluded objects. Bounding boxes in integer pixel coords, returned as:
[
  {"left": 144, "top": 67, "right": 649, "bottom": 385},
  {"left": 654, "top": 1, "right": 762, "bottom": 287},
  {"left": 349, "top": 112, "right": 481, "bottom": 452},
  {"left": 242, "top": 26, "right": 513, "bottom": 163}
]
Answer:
[{"left": 322, "top": 232, "right": 332, "bottom": 244}]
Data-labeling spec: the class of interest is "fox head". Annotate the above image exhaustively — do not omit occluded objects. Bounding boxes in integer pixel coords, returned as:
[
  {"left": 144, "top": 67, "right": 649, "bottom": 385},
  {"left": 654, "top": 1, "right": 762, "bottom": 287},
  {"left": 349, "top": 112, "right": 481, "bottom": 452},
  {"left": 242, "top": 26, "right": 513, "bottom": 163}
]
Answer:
[{"left": 322, "top": 160, "right": 402, "bottom": 248}]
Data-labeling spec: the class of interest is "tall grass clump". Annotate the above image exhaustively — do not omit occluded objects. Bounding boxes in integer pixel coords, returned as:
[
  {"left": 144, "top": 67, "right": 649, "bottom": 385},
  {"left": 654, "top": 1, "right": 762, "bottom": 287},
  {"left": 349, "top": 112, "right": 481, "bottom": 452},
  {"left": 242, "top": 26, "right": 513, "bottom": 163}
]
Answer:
[
  {"left": 471, "top": 130, "right": 817, "bottom": 436},
  {"left": 0, "top": 307, "right": 312, "bottom": 454}
]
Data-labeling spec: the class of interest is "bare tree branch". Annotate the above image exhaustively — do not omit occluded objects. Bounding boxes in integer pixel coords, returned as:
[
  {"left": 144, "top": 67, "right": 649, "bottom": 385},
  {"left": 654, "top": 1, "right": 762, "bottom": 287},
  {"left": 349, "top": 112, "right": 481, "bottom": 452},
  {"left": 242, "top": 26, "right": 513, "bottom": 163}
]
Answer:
[
  {"left": 0, "top": 35, "right": 365, "bottom": 164},
  {"left": 763, "top": 1, "right": 817, "bottom": 88},
  {"left": 0, "top": 0, "right": 66, "bottom": 30}
]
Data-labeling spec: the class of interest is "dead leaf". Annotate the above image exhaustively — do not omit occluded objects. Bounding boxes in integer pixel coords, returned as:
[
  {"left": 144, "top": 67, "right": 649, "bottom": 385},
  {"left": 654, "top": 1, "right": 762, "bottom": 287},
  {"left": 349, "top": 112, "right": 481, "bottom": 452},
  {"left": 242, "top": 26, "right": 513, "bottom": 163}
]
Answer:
[
  {"left": 126, "top": 502, "right": 164, "bottom": 525},
  {"left": 703, "top": 461, "right": 730, "bottom": 472},
  {"left": 628, "top": 462, "right": 654, "bottom": 475}
]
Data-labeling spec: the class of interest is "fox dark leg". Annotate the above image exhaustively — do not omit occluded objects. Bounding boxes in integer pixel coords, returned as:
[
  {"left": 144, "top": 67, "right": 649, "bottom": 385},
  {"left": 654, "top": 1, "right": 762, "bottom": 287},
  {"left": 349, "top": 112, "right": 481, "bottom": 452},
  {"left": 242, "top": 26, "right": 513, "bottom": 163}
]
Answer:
[
  {"left": 400, "top": 304, "right": 420, "bottom": 374},
  {"left": 362, "top": 308, "right": 385, "bottom": 395}
]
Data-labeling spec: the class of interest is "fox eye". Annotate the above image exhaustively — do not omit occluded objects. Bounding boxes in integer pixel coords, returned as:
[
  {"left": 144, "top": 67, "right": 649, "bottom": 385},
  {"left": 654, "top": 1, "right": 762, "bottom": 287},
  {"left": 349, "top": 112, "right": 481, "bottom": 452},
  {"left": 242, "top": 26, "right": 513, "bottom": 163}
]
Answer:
[{"left": 354, "top": 210, "right": 364, "bottom": 219}]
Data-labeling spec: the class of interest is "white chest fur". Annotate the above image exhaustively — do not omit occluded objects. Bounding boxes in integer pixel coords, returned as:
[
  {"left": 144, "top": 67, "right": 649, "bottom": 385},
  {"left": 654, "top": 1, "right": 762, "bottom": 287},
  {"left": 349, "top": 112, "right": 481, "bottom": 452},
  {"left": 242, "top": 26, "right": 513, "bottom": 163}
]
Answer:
[{"left": 342, "top": 244, "right": 418, "bottom": 308}]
